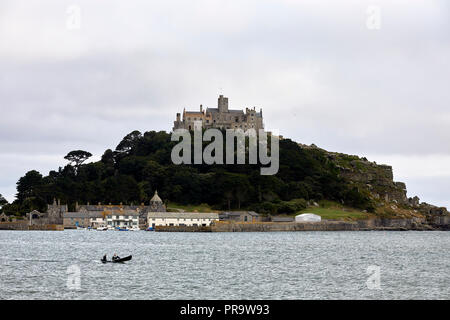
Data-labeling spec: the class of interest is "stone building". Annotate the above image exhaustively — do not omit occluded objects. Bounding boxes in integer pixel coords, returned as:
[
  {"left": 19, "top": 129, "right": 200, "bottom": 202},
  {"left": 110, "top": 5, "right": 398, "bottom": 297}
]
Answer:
[
  {"left": 219, "top": 211, "right": 261, "bottom": 222},
  {"left": 63, "top": 211, "right": 104, "bottom": 229},
  {"left": 173, "top": 95, "right": 264, "bottom": 131},
  {"left": 148, "top": 191, "right": 166, "bottom": 212},
  {"left": 27, "top": 199, "right": 65, "bottom": 226},
  {"left": 147, "top": 212, "right": 219, "bottom": 228},
  {"left": 61, "top": 191, "right": 167, "bottom": 229},
  {"left": 106, "top": 210, "right": 140, "bottom": 230},
  {"left": 0, "top": 212, "right": 10, "bottom": 222}
]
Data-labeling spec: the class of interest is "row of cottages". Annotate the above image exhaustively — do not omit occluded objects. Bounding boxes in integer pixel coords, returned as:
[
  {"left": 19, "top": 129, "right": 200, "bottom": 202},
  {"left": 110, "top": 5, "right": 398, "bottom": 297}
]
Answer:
[
  {"left": 41, "top": 191, "right": 266, "bottom": 229},
  {"left": 62, "top": 191, "right": 166, "bottom": 229},
  {"left": 64, "top": 210, "right": 140, "bottom": 229}
]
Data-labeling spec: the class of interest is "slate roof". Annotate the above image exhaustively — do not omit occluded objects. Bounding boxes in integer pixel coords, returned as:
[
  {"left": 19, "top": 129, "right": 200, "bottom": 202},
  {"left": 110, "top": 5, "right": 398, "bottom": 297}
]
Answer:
[
  {"left": 65, "top": 212, "right": 103, "bottom": 218},
  {"left": 221, "top": 211, "right": 260, "bottom": 217},
  {"left": 150, "top": 191, "right": 163, "bottom": 203},
  {"left": 147, "top": 212, "right": 219, "bottom": 219}
]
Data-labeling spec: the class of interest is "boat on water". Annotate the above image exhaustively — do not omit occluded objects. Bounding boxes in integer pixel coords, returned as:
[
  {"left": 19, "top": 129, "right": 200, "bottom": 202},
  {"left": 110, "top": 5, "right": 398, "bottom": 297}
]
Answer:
[
  {"left": 101, "top": 255, "right": 132, "bottom": 263},
  {"left": 129, "top": 226, "right": 140, "bottom": 231},
  {"left": 97, "top": 226, "right": 108, "bottom": 231}
]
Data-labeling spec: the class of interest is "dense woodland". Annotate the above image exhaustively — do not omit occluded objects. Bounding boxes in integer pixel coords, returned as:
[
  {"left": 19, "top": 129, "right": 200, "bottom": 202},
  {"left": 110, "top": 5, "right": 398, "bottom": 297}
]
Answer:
[{"left": 0, "top": 130, "right": 374, "bottom": 216}]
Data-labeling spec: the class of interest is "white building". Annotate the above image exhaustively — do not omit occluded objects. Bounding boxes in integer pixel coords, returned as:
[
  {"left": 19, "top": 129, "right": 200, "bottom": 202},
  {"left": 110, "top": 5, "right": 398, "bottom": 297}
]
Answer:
[
  {"left": 106, "top": 211, "right": 140, "bottom": 229},
  {"left": 147, "top": 212, "right": 219, "bottom": 228},
  {"left": 295, "top": 213, "right": 322, "bottom": 222},
  {"left": 90, "top": 215, "right": 106, "bottom": 228}
]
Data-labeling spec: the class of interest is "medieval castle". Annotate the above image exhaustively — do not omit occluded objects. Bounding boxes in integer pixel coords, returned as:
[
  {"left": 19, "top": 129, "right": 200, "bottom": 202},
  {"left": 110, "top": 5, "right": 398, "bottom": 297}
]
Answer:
[{"left": 173, "top": 95, "right": 264, "bottom": 132}]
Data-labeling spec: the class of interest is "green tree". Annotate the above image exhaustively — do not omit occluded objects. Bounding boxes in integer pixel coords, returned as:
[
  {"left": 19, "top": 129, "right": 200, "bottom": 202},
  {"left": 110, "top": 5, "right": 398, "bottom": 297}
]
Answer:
[
  {"left": 116, "top": 130, "right": 142, "bottom": 154},
  {"left": 64, "top": 150, "right": 93, "bottom": 172},
  {"left": 16, "top": 170, "right": 43, "bottom": 201},
  {"left": 0, "top": 194, "right": 7, "bottom": 206}
]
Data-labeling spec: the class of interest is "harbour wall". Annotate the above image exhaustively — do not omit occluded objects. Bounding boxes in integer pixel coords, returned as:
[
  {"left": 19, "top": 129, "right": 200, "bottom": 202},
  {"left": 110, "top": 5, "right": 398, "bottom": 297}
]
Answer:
[
  {"left": 155, "top": 225, "right": 212, "bottom": 232},
  {"left": 0, "top": 221, "right": 64, "bottom": 231},
  {"left": 0, "top": 221, "right": 29, "bottom": 230},
  {"left": 210, "top": 217, "right": 450, "bottom": 232}
]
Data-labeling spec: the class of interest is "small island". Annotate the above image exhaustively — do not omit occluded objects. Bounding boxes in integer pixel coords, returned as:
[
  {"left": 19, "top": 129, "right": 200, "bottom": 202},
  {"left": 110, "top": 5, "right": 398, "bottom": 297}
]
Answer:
[{"left": 0, "top": 96, "right": 448, "bottom": 231}]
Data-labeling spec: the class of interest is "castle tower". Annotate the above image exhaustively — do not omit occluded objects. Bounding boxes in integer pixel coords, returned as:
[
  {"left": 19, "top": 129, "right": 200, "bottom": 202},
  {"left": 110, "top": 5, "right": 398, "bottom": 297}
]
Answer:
[{"left": 218, "top": 95, "right": 228, "bottom": 113}]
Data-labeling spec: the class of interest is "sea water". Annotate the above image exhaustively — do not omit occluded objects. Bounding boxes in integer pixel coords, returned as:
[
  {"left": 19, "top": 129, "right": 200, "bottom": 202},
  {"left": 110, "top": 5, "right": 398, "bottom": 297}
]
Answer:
[{"left": 0, "top": 230, "right": 448, "bottom": 300}]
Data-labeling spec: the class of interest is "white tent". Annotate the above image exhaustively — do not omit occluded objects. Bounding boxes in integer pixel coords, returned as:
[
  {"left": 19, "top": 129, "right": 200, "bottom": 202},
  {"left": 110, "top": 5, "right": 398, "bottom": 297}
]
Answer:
[{"left": 295, "top": 213, "right": 322, "bottom": 222}]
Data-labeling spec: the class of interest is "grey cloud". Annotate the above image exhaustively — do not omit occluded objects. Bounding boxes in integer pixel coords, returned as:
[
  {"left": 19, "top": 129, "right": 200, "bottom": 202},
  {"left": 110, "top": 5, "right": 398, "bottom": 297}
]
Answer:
[{"left": 0, "top": 0, "right": 449, "bottom": 206}]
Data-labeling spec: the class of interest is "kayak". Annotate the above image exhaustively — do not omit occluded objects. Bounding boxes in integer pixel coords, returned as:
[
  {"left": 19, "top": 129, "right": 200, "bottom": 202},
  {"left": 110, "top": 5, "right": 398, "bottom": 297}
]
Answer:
[{"left": 101, "top": 255, "right": 132, "bottom": 263}]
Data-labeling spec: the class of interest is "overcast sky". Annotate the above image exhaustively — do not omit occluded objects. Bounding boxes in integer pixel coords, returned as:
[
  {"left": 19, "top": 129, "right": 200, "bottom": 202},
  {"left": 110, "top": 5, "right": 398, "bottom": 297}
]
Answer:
[{"left": 0, "top": 0, "right": 449, "bottom": 207}]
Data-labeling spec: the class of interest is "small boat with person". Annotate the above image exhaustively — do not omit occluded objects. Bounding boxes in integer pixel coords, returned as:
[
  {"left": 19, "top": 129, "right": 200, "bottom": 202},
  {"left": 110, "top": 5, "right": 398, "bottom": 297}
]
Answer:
[{"left": 101, "top": 254, "right": 132, "bottom": 264}]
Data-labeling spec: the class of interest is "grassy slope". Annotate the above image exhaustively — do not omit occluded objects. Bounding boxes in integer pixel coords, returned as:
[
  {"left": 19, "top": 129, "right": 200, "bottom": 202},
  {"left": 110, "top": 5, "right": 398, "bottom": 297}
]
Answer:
[
  {"left": 296, "top": 200, "right": 373, "bottom": 221},
  {"left": 168, "top": 200, "right": 423, "bottom": 220},
  {"left": 167, "top": 202, "right": 218, "bottom": 213},
  {"left": 297, "top": 207, "right": 371, "bottom": 220}
]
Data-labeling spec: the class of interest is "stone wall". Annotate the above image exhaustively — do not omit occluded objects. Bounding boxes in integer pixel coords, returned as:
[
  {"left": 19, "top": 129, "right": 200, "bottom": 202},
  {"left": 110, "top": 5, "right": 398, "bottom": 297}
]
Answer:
[
  {"left": 210, "top": 218, "right": 449, "bottom": 232},
  {"left": 0, "top": 221, "right": 29, "bottom": 230},
  {"left": 28, "top": 224, "right": 64, "bottom": 231},
  {"left": 0, "top": 221, "right": 63, "bottom": 231},
  {"left": 155, "top": 225, "right": 212, "bottom": 232}
]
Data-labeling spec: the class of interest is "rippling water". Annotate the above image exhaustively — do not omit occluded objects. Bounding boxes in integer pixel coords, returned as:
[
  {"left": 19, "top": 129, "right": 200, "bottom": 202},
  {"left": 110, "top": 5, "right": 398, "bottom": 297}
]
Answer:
[{"left": 0, "top": 230, "right": 448, "bottom": 300}]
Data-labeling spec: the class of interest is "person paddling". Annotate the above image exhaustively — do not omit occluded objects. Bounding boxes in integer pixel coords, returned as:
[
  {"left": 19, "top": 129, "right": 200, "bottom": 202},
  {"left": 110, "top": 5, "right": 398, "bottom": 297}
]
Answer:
[{"left": 102, "top": 254, "right": 107, "bottom": 262}]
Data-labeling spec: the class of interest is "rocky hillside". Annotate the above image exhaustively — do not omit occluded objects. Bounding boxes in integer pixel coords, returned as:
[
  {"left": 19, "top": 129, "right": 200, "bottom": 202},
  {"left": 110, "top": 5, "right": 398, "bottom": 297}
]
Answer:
[{"left": 298, "top": 143, "right": 448, "bottom": 218}]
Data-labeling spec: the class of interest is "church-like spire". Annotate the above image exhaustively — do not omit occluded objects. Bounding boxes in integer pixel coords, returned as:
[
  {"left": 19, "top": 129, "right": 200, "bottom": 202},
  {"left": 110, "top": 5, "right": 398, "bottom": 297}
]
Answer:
[{"left": 150, "top": 190, "right": 163, "bottom": 203}]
